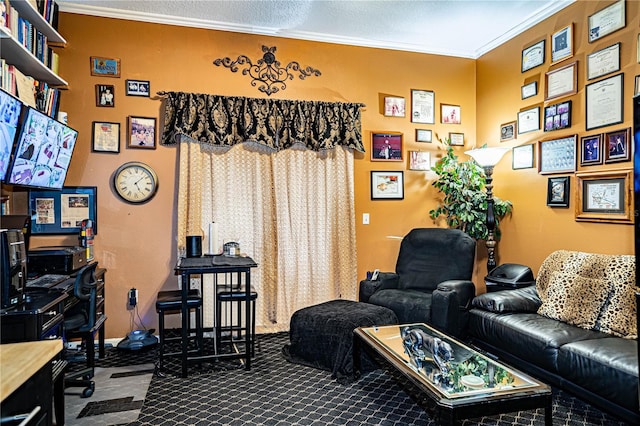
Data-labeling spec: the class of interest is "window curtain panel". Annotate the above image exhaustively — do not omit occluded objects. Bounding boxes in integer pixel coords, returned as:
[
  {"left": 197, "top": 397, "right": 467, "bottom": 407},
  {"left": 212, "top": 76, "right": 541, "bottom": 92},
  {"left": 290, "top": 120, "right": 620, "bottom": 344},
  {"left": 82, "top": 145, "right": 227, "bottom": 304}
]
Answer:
[{"left": 165, "top": 92, "right": 362, "bottom": 333}]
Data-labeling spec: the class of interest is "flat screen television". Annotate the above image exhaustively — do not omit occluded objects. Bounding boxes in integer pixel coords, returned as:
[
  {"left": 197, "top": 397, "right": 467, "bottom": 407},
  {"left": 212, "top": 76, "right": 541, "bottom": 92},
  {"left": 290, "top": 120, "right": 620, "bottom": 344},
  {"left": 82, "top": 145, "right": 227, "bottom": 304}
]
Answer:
[
  {"left": 0, "top": 88, "right": 23, "bottom": 181},
  {"left": 5, "top": 106, "right": 78, "bottom": 189}
]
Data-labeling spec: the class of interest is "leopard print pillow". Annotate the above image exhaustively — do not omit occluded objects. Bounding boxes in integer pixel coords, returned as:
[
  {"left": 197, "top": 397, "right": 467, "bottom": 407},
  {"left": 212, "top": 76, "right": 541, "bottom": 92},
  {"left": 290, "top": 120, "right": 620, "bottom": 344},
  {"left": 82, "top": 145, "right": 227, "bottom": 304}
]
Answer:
[
  {"left": 537, "top": 270, "right": 611, "bottom": 330},
  {"left": 594, "top": 254, "right": 637, "bottom": 339}
]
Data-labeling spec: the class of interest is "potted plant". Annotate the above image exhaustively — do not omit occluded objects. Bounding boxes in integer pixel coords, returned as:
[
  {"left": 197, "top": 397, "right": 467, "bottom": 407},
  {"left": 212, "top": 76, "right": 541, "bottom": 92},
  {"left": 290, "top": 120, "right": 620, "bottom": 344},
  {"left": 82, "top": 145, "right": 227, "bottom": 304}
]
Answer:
[{"left": 429, "top": 138, "right": 512, "bottom": 241}]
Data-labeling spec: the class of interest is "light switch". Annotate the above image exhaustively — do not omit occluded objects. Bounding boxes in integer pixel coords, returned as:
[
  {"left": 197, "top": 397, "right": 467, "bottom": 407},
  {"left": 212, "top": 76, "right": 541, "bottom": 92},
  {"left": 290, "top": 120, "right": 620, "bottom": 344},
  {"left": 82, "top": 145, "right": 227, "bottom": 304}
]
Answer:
[{"left": 363, "top": 213, "right": 370, "bottom": 225}]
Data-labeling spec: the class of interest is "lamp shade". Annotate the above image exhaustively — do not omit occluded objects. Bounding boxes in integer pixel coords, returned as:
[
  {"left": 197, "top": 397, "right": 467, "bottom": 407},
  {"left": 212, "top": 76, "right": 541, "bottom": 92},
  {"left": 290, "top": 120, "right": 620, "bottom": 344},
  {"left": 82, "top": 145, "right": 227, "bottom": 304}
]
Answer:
[{"left": 465, "top": 146, "right": 508, "bottom": 167}]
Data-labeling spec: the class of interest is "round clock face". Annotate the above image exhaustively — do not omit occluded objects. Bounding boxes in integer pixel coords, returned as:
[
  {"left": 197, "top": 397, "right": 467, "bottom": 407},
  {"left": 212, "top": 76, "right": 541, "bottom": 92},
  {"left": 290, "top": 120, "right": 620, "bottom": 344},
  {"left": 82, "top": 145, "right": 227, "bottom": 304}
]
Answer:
[{"left": 113, "top": 162, "right": 158, "bottom": 203}]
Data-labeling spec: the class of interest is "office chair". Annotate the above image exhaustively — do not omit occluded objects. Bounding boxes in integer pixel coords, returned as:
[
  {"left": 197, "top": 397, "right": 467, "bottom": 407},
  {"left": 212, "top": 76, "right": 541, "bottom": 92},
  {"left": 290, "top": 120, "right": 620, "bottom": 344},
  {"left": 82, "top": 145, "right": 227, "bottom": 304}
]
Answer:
[{"left": 63, "top": 262, "right": 99, "bottom": 398}]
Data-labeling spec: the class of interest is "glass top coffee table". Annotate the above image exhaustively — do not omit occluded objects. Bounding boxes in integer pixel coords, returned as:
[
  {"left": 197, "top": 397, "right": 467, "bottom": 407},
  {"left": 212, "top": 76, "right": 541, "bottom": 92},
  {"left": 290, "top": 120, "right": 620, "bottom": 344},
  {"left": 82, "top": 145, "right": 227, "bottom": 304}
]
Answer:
[{"left": 354, "top": 323, "right": 552, "bottom": 425}]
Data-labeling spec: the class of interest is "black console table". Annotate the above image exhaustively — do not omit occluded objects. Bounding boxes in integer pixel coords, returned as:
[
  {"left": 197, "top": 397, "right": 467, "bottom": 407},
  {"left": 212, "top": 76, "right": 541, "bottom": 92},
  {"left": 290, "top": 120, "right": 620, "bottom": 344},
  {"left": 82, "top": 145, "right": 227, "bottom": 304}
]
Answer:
[{"left": 175, "top": 255, "right": 257, "bottom": 378}]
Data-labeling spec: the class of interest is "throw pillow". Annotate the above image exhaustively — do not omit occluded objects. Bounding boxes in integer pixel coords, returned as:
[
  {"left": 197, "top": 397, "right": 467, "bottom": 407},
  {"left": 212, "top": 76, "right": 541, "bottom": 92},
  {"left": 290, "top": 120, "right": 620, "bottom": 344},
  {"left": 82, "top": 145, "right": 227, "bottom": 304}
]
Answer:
[
  {"left": 593, "top": 255, "right": 637, "bottom": 339},
  {"left": 537, "top": 271, "right": 611, "bottom": 330}
]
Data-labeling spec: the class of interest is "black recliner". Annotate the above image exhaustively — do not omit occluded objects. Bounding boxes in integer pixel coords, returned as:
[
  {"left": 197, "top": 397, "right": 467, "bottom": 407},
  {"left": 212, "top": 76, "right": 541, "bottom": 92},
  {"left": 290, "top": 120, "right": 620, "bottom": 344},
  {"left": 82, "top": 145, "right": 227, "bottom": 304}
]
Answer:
[
  {"left": 359, "top": 228, "right": 476, "bottom": 338},
  {"left": 63, "top": 262, "right": 99, "bottom": 398}
]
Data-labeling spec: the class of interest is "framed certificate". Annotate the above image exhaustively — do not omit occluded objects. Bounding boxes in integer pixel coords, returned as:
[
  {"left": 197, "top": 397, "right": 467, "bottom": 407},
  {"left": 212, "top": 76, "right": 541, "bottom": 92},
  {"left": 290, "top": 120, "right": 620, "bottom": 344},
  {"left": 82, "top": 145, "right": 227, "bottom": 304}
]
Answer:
[
  {"left": 410, "top": 89, "right": 435, "bottom": 124},
  {"left": 521, "top": 81, "right": 538, "bottom": 99},
  {"left": 521, "top": 39, "right": 545, "bottom": 72},
  {"left": 587, "top": 43, "right": 620, "bottom": 80},
  {"left": 545, "top": 61, "right": 577, "bottom": 101},
  {"left": 517, "top": 106, "right": 540, "bottom": 134},
  {"left": 538, "top": 135, "right": 577, "bottom": 175},
  {"left": 588, "top": 0, "right": 625, "bottom": 43},
  {"left": 512, "top": 144, "right": 535, "bottom": 170},
  {"left": 585, "top": 73, "right": 624, "bottom": 131}
]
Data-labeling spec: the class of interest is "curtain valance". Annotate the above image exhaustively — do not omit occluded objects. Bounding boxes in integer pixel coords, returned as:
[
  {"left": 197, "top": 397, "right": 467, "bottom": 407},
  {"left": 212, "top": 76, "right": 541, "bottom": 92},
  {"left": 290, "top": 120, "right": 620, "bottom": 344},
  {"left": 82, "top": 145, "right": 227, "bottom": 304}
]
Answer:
[{"left": 160, "top": 91, "right": 365, "bottom": 152}]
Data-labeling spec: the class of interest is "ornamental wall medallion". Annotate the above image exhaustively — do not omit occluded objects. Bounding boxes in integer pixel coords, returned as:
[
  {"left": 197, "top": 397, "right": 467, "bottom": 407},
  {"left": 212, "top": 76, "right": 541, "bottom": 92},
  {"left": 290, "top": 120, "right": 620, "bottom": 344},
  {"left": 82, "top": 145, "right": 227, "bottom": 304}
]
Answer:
[{"left": 213, "top": 46, "right": 321, "bottom": 96}]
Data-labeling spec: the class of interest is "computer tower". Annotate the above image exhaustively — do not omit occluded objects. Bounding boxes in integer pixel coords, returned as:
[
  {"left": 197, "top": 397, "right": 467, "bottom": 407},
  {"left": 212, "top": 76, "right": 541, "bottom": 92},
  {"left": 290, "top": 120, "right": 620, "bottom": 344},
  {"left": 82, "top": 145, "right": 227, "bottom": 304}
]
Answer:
[{"left": 0, "top": 229, "right": 27, "bottom": 312}]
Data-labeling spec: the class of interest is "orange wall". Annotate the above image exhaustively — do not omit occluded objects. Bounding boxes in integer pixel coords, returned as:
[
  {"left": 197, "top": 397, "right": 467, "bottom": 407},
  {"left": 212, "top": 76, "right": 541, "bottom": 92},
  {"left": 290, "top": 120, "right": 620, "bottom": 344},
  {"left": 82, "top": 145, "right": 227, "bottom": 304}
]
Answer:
[{"left": 6, "top": 1, "right": 636, "bottom": 339}]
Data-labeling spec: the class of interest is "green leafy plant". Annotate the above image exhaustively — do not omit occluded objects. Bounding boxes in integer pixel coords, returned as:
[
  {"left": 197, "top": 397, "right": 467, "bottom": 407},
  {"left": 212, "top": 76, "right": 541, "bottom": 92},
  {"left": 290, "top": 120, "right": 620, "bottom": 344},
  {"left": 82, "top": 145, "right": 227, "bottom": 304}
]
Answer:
[{"left": 429, "top": 137, "right": 512, "bottom": 241}]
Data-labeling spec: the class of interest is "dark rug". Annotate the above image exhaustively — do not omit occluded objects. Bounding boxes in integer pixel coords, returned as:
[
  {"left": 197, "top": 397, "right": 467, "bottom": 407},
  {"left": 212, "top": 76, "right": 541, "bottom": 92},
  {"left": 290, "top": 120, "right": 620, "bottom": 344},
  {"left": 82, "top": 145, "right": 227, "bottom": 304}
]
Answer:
[{"left": 113, "top": 332, "right": 631, "bottom": 426}]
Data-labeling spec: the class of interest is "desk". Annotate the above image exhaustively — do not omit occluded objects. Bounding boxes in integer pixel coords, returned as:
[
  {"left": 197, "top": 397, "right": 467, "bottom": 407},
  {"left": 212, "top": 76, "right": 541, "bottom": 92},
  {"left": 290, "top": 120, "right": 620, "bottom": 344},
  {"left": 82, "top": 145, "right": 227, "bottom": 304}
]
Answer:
[{"left": 175, "top": 255, "right": 257, "bottom": 378}]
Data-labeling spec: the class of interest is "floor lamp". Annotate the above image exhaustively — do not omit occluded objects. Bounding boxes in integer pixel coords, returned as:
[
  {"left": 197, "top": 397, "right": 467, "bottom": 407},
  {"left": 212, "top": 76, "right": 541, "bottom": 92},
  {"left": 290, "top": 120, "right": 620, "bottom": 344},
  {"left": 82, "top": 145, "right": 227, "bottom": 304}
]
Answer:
[{"left": 465, "top": 146, "right": 508, "bottom": 272}]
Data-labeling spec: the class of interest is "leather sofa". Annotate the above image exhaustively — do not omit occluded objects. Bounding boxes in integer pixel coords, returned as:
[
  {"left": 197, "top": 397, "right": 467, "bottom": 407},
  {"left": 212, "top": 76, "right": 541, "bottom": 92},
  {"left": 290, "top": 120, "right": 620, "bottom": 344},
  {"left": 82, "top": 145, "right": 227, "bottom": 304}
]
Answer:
[{"left": 468, "top": 250, "right": 639, "bottom": 424}]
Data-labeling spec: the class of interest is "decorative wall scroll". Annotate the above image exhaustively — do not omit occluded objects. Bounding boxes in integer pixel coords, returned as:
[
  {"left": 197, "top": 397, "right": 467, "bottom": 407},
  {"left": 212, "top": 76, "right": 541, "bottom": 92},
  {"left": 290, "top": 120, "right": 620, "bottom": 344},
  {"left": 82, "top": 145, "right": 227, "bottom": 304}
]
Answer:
[{"left": 213, "top": 45, "right": 321, "bottom": 95}]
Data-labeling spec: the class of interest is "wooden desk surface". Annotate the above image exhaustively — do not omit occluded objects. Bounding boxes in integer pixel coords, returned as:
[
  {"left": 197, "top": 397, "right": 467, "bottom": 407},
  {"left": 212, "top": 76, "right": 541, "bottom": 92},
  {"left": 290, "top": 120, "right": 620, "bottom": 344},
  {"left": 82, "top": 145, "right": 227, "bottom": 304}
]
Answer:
[{"left": 0, "top": 339, "right": 62, "bottom": 401}]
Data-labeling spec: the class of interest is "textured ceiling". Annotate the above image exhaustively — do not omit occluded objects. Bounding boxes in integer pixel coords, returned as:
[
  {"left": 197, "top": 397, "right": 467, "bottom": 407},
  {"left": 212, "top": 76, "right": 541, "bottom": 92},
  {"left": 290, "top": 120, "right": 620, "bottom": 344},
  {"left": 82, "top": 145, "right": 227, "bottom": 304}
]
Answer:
[{"left": 58, "top": 0, "right": 574, "bottom": 58}]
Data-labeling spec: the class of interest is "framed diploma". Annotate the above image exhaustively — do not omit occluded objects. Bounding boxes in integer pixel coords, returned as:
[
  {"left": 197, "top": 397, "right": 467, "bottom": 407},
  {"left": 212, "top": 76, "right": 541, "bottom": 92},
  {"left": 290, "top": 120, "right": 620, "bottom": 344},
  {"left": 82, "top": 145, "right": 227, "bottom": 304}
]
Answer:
[
  {"left": 521, "top": 81, "right": 538, "bottom": 99},
  {"left": 521, "top": 39, "right": 545, "bottom": 72},
  {"left": 545, "top": 61, "right": 577, "bottom": 101},
  {"left": 92, "top": 121, "right": 120, "bottom": 153},
  {"left": 587, "top": 43, "right": 620, "bottom": 80},
  {"left": 575, "top": 169, "right": 632, "bottom": 224},
  {"left": 588, "top": 0, "right": 625, "bottom": 43},
  {"left": 512, "top": 144, "right": 535, "bottom": 170},
  {"left": 410, "top": 89, "right": 435, "bottom": 124},
  {"left": 585, "top": 73, "right": 623, "bottom": 131},
  {"left": 538, "top": 135, "right": 577, "bottom": 175},
  {"left": 517, "top": 106, "right": 540, "bottom": 134},
  {"left": 551, "top": 24, "right": 573, "bottom": 64}
]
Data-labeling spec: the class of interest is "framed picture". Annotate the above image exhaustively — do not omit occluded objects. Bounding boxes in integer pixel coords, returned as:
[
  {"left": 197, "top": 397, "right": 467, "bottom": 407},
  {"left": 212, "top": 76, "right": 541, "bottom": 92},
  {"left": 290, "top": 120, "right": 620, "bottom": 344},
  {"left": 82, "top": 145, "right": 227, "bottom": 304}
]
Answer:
[
  {"left": 415, "top": 129, "right": 432, "bottom": 143},
  {"left": 95, "top": 84, "right": 114, "bottom": 107},
  {"left": 521, "top": 81, "right": 538, "bottom": 99},
  {"left": 449, "top": 132, "right": 464, "bottom": 146},
  {"left": 604, "top": 127, "right": 631, "bottom": 164},
  {"left": 636, "top": 75, "right": 640, "bottom": 96},
  {"left": 127, "top": 116, "right": 157, "bottom": 149},
  {"left": 545, "top": 61, "right": 577, "bottom": 101},
  {"left": 587, "top": 43, "right": 620, "bottom": 81},
  {"left": 521, "top": 39, "right": 545, "bottom": 72},
  {"left": 585, "top": 73, "right": 623, "bottom": 131},
  {"left": 408, "top": 151, "right": 431, "bottom": 171},
  {"left": 512, "top": 144, "right": 535, "bottom": 170},
  {"left": 90, "top": 56, "right": 120, "bottom": 77},
  {"left": 441, "top": 104, "right": 461, "bottom": 124},
  {"left": 551, "top": 24, "right": 573, "bottom": 64},
  {"left": 91, "top": 121, "right": 120, "bottom": 153},
  {"left": 638, "top": 34, "right": 640, "bottom": 63},
  {"left": 384, "top": 96, "right": 405, "bottom": 117},
  {"left": 538, "top": 134, "right": 577, "bottom": 175},
  {"left": 410, "top": 89, "right": 435, "bottom": 124},
  {"left": 28, "top": 186, "right": 98, "bottom": 235},
  {"left": 371, "top": 171, "right": 404, "bottom": 200},
  {"left": 126, "top": 79, "right": 150, "bottom": 97},
  {"left": 517, "top": 106, "right": 540, "bottom": 134},
  {"left": 579, "top": 134, "right": 603, "bottom": 166},
  {"left": 575, "top": 169, "right": 632, "bottom": 224},
  {"left": 500, "top": 121, "right": 516, "bottom": 142},
  {"left": 543, "top": 100, "right": 571, "bottom": 132},
  {"left": 547, "top": 176, "right": 570, "bottom": 208},
  {"left": 371, "top": 132, "right": 403, "bottom": 161},
  {"left": 588, "top": 0, "right": 625, "bottom": 43}
]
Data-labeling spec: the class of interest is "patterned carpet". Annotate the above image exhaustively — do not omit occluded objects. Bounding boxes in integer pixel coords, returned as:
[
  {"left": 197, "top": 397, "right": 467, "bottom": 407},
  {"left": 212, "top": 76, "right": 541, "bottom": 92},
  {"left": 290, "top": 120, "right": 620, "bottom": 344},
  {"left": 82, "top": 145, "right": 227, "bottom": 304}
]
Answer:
[{"left": 70, "top": 332, "right": 631, "bottom": 425}]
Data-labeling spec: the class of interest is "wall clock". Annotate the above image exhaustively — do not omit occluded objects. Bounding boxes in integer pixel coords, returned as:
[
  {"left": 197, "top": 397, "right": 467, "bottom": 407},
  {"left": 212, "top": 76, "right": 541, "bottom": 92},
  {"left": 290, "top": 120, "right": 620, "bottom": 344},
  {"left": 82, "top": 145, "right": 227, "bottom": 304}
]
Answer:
[{"left": 113, "top": 161, "right": 158, "bottom": 203}]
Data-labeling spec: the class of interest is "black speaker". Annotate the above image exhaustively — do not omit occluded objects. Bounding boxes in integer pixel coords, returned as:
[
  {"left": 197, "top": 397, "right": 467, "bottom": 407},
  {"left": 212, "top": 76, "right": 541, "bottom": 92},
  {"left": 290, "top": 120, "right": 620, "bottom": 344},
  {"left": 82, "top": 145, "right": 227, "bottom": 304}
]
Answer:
[{"left": 186, "top": 236, "right": 202, "bottom": 258}]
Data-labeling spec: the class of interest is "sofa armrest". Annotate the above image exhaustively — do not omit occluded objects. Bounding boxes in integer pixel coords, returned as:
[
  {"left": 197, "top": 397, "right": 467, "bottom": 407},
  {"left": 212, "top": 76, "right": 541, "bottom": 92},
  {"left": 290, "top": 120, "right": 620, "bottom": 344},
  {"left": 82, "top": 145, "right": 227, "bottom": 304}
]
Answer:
[
  {"left": 472, "top": 285, "right": 541, "bottom": 313},
  {"left": 358, "top": 272, "right": 399, "bottom": 303},
  {"left": 431, "top": 280, "right": 476, "bottom": 339}
]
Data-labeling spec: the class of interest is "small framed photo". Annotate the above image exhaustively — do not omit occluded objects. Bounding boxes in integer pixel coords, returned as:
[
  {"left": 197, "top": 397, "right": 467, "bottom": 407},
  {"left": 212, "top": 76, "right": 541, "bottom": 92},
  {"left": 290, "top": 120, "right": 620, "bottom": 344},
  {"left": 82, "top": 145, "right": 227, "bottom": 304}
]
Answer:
[
  {"left": 127, "top": 116, "right": 157, "bottom": 149},
  {"left": 512, "top": 144, "right": 535, "bottom": 170},
  {"left": 91, "top": 122, "right": 120, "bottom": 153},
  {"left": 384, "top": 96, "right": 405, "bottom": 117},
  {"left": 449, "top": 132, "right": 464, "bottom": 146},
  {"left": 415, "top": 129, "right": 432, "bottom": 143},
  {"left": 521, "top": 39, "right": 545, "bottom": 72},
  {"left": 500, "top": 121, "right": 516, "bottom": 142},
  {"left": 408, "top": 151, "right": 431, "bottom": 171},
  {"left": 547, "top": 176, "right": 570, "bottom": 208},
  {"left": 544, "top": 100, "right": 571, "bottom": 132},
  {"left": 579, "top": 134, "right": 603, "bottom": 166},
  {"left": 411, "top": 89, "right": 435, "bottom": 124},
  {"left": 545, "top": 61, "right": 577, "bottom": 101},
  {"left": 575, "top": 169, "right": 632, "bottom": 224},
  {"left": 538, "top": 134, "right": 577, "bottom": 175},
  {"left": 371, "top": 171, "right": 404, "bottom": 200},
  {"left": 90, "top": 56, "right": 120, "bottom": 77},
  {"left": 588, "top": 0, "right": 626, "bottom": 43},
  {"left": 441, "top": 104, "right": 461, "bottom": 124},
  {"left": 517, "top": 106, "right": 540, "bottom": 134},
  {"left": 521, "top": 81, "right": 538, "bottom": 99},
  {"left": 604, "top": 128, "right": 631, "bottom": 164},
  {"left": 126, "top": 79, "right": 150, "bottom": 97},
  {"left": 95, "top": 84, "right": 114, "bottom": 107},
  {"left": 551, "top": 24, "right": 573, "bottom": 64},
  {"left": 371, "top": 132, "right": 403, "bottom": 161}
]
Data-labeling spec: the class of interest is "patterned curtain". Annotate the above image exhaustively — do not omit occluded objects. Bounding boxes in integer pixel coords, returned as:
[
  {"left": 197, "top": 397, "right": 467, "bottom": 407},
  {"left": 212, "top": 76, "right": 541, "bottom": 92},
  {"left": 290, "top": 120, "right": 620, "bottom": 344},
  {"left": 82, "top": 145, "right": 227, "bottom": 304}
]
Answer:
[{"left": 160, "top": 91, "right": 365, "bottom": 153}]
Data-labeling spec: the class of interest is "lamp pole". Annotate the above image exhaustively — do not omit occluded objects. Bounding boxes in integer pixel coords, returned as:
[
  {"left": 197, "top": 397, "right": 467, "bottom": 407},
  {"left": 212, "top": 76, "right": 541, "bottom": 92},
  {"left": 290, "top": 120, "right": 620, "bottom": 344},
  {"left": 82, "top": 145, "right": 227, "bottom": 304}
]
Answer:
[{"left": 484, "top": 165, "right": 497, "bottom": 272}]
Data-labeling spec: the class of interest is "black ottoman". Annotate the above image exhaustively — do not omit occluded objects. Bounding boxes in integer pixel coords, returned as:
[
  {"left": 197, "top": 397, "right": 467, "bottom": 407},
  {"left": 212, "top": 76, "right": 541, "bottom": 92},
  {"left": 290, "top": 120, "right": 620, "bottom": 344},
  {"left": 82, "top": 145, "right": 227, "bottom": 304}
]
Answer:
[{"left": 282, "top": 299, "right": 398, "bottom": 383}]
